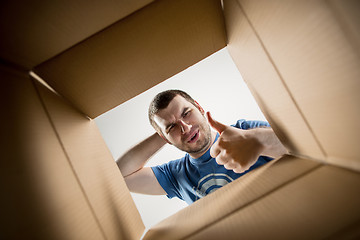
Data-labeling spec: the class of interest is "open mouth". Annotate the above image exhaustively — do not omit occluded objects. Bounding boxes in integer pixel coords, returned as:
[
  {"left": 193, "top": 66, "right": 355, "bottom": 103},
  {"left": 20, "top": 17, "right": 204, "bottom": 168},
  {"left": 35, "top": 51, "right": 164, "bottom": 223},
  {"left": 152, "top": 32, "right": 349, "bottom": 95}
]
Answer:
[{"left": 188, "top": 130, "right": 199, "bottom": 143}]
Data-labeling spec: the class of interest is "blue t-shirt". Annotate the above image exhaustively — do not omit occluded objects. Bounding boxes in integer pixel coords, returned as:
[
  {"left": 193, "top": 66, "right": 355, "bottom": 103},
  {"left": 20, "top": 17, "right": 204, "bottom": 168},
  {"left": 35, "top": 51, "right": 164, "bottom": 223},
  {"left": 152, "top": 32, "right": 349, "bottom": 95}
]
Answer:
[{"left": 151, "top": 119, "right": 272, "bottom": 204}]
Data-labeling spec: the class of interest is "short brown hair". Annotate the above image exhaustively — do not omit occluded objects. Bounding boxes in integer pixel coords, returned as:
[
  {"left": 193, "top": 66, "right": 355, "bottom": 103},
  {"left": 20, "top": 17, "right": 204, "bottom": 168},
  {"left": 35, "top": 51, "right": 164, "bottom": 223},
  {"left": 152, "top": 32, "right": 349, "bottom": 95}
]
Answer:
[{"left": 148, "top": 90, "right": 197, "bottom": 134}]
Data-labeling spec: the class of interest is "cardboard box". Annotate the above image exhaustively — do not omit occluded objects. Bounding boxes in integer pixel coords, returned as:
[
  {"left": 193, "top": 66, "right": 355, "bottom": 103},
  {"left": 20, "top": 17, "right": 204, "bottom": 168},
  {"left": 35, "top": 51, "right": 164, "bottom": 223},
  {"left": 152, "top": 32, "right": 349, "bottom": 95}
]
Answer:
[{"left": 1, "top": 0, "right": 360, "bottom": 239}]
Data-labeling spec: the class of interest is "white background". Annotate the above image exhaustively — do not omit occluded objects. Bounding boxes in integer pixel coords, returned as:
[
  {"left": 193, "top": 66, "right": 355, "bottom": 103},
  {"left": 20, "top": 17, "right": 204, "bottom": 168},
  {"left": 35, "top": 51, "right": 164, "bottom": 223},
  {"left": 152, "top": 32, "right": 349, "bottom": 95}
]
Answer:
[{"left": 95, "top": 48, "right": 266, "bottom": 230}]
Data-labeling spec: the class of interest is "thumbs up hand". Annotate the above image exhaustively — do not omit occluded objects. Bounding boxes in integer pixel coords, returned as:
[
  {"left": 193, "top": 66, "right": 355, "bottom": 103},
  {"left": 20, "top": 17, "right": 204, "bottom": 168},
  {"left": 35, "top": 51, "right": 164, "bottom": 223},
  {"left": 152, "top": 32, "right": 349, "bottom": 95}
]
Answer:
[{"left": 206, "top": 112, "right": 264, "bottom": 174}]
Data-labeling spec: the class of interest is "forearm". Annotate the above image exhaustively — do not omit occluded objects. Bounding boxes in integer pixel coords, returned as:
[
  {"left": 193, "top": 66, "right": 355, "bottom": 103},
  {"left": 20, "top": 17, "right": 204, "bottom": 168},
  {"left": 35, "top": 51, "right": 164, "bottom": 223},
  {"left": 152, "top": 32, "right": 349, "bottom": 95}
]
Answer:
[
  {"left": 252, "top": 127, "right": 288, "bottom": 158},
  {"left": 116, "top": 132, "right": 166, "bottom": 177}
]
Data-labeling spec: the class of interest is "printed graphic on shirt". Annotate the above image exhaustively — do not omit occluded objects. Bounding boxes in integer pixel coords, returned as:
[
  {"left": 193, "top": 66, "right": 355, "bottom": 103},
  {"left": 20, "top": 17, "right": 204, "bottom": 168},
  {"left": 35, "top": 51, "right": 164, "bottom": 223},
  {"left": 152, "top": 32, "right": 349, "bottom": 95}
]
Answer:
[{"left": 193, "top": 173, "right": 234, "bottom": 201}]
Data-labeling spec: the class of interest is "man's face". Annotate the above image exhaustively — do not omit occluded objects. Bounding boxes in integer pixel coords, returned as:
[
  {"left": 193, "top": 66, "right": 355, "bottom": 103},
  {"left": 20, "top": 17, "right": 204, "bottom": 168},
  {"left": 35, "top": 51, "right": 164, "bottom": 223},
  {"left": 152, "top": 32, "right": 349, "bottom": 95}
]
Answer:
[{"left": 154, "top": 95, "right": 212, "bottom": 157}]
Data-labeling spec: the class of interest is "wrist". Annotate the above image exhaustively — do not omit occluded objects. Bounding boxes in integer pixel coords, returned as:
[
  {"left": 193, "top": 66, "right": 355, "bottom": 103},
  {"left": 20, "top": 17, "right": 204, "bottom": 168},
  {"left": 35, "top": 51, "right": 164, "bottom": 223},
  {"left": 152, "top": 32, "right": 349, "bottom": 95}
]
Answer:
[
  {"left": 251, "top": 127, "right": 287, "bottom": 158},
  {"left": 246, "top": 128, "right": 269, "bottom": 154}
]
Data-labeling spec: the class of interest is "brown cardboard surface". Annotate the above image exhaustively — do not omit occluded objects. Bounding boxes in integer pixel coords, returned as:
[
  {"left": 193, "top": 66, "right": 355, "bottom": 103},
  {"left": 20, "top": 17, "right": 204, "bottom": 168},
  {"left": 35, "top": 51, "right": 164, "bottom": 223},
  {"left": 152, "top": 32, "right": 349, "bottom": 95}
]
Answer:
[
  {"left": 328, "top": 0, "right": 360, "bottom": 57},
  {"left": 187, "top": 165, "right": 360, "bottom": 240},
  {"left": 144, "top": 156, "right": 321, "bottom": 239},
  {"left": 34, "top": 80, "right": 144, "bottom": 239},
  {"left": 34, "top": 0, "right": 227, "bottom": 118},
  {"left": 3, "top": 0, "right": 360, "bottom": 239},
  {"left": 0, "top": 66, "right": 104, "bottom": 239},
  {"left": 0, "top": 0, "right": 153, "bottom": 69},
  {"left": 223, "top": 0, "right": 326, "bottom": 161},
  {"left": 237, "top": 0, "right": 360, "bottom": 171}
]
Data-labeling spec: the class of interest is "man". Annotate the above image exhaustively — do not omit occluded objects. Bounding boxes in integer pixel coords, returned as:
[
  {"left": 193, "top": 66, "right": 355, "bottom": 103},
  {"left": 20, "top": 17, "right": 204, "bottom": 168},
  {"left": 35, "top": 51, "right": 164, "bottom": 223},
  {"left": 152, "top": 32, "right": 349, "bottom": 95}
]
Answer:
[{"left": 117, "top": 90, "right": 287, "bottom": 204}]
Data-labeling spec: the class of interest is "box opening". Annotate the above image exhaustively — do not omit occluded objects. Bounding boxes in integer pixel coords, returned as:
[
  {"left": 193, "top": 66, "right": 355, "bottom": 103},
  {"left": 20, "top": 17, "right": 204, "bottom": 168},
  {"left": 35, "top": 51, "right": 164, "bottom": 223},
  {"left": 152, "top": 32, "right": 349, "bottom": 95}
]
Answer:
[{"left": 95, "top": 48, "right": 267, "bottom": 229}]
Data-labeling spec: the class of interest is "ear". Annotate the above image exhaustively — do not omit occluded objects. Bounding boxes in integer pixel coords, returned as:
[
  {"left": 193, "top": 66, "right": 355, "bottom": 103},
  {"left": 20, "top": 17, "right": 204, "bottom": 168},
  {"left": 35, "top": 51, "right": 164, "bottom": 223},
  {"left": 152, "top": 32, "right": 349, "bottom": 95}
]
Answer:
[{"left": 194, "top": 100, "right": 205, "bottom": 115}]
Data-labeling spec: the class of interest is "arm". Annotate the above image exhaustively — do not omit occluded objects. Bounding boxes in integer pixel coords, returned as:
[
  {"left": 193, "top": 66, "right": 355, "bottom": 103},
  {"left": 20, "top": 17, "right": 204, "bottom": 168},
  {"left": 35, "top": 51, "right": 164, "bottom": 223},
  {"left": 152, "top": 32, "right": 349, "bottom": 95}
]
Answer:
[
  {"left": 207, "top": 112, "right": 288, "bottom": 173},
  {"left": 253, "top": 127, "right": 288, "bottom": 158},
  {"left": 116, "top": 132, "right": 167, "bottom": 195}
]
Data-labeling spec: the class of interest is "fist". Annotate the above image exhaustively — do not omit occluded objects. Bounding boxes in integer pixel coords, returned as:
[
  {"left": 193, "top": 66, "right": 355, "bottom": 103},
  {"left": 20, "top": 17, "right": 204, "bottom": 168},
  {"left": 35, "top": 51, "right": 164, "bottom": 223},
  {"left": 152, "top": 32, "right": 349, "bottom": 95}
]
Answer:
[{"left": 207, "top": 112, "right": 264, "bottom": 173}]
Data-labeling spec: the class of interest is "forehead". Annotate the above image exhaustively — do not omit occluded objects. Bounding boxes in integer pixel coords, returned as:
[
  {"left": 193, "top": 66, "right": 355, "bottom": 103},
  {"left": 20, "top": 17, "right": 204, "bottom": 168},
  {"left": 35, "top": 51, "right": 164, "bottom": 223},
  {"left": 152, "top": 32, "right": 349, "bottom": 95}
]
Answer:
[{"left": 153, "top": 95, "right": 194, "bottom": 127}]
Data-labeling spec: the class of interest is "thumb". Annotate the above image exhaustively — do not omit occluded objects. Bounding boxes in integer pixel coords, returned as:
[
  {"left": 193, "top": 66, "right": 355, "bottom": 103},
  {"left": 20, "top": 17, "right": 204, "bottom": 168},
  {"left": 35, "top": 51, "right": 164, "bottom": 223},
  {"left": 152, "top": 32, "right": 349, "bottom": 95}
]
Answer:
[{"left": 206, "top": 112, "right": 227, "bottom": 134}]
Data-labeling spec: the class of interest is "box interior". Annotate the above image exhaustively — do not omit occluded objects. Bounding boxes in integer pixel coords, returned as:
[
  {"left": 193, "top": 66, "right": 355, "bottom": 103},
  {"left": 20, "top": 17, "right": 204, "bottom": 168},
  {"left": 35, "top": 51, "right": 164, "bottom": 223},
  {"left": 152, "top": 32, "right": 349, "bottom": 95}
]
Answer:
[{"left": 1, "top": 0, "right": 360, "bottom": 239}]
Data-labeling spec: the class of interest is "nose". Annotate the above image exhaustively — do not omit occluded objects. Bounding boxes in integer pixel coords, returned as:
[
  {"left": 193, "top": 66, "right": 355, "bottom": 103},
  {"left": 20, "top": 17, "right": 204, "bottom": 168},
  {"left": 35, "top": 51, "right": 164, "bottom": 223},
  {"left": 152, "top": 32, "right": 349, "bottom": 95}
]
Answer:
[{"left": 179, "top": 120, "right": 191, "bottom": 134}]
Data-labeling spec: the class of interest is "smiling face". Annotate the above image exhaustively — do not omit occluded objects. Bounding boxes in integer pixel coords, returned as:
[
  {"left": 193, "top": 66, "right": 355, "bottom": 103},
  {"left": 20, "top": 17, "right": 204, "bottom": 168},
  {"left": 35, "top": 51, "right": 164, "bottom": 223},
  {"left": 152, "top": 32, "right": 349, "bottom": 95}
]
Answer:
[{"left": 154, "top": 95, "right": 214, "bottom": 158}]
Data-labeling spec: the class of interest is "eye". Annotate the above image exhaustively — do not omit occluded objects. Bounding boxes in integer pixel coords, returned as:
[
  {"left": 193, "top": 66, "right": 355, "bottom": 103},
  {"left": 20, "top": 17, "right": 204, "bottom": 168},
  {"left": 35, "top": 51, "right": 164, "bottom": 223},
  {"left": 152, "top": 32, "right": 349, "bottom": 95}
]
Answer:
[
  {"left": 166, "top": 124, "right": 175, "bottom": 134},
  {"left": 184, "top": 110, "right": 191, "bottom": 117}
]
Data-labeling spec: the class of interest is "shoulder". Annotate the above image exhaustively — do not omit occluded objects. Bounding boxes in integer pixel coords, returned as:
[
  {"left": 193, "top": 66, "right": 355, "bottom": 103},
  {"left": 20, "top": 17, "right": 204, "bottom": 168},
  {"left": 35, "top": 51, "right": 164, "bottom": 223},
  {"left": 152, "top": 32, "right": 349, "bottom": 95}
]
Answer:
[
  {"left": 232, "top": 119, "right": 270, "bottom": 130},
  {"left": 152, "top": 155, "right": 188, "bottom": 175}
]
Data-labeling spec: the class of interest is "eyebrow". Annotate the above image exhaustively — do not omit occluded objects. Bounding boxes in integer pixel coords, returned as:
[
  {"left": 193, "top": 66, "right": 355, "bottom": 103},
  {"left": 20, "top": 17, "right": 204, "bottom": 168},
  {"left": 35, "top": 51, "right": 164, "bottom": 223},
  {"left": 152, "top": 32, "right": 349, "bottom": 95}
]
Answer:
[
  {"left": 165, "top": 107, "right": 190, "bottom": 132},
  {"left": 181, "top": 107, "right": 190, "bottom": 117}
]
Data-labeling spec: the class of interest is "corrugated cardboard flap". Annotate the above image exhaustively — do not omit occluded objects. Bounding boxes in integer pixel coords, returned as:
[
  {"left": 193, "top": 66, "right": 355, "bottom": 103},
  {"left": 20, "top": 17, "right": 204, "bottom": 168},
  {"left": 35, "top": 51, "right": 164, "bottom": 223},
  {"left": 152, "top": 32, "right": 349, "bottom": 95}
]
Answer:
[
  {"left": 144, "top": 156, "right": 321, "bottom": 239},
  {"left": 35, "top": 80, "right": 145, "bottom": 240},
  {"left": 33, "top": 0, "right": 227, "bottom": 118},
  {"left": 1, "top": 66, "right": 105, "bottom": 239},
  {"left": 1, "top": 64, "right": 144, "bottom": 239},
  {"left": 0, "top": 0, "right": 154, "bottom": 69},
  {"left": 225, "top": 0, "right": 360, "bottom": 172}
]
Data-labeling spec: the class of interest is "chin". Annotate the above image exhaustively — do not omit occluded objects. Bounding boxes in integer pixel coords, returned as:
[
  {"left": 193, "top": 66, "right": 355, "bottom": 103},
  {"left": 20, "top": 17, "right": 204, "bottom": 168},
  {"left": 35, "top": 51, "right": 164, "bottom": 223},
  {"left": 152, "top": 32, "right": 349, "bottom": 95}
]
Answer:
[{"left": 189, "top": 138, "right": 211, "bottom": 155}]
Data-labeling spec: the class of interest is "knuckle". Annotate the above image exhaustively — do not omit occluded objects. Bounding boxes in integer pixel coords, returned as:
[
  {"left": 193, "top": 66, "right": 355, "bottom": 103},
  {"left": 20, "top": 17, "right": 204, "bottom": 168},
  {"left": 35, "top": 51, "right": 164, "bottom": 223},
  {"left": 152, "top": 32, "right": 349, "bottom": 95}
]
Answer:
[
  {"left": 233, "top": 167, "right": 245, "bottom": 174},
  {"left": 216, "top": 157, "right": 225, "bottom": 165},
  {"left": 210, "top": 148, "right": 220, "bottom": 158},
  {"left": 224, "top": 162, "right": 238, "bottom": 170},
  {"left": 223, "top": 164, "right": 232, "bottom": 170},
  {"left": 229, "top": 159, "right": 236, "bottom": 165}
]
